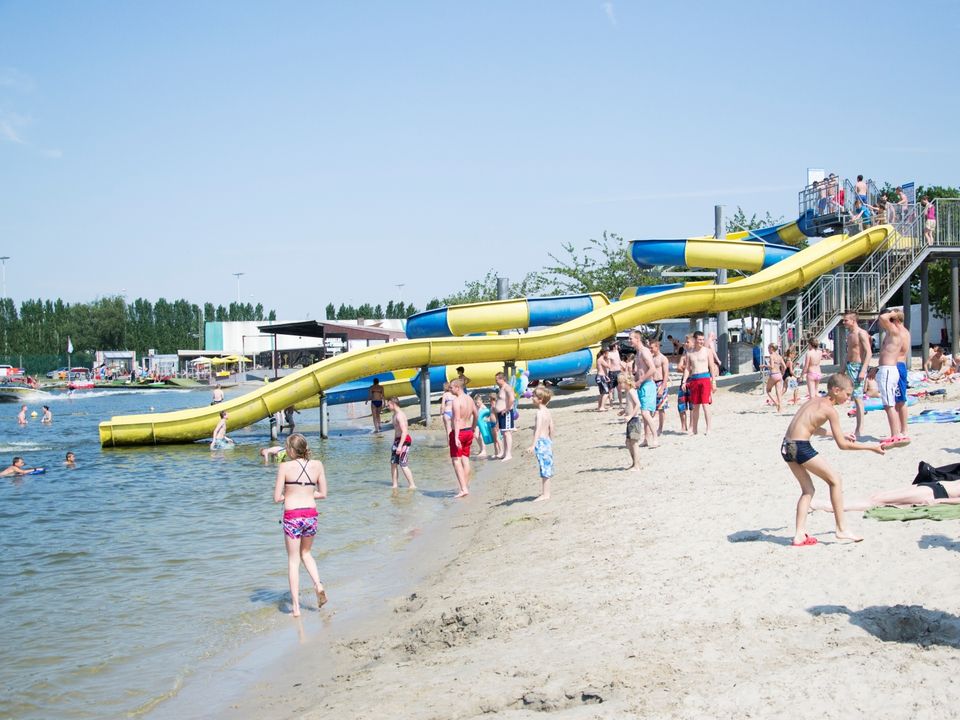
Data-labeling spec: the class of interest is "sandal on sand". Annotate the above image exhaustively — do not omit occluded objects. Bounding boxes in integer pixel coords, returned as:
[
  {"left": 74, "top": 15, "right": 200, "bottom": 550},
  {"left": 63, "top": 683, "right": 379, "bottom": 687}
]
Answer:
[
  {"left": 791, "top": 534, "right": 818, "bottom": 547},
  {"left": 880, "top": 436, "right": 911, "bottom": 449}
]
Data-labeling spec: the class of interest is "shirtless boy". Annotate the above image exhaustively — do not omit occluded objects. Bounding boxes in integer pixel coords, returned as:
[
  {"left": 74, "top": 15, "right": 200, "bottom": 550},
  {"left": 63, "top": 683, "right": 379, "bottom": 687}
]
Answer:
[
  {"left": 367, "top": 379, "right": 385, "bottom": 432},
  {"left": 680, "top": 331, "right": 717, "bottom": 435},
  {"left": 876, "top": 308, "right": 910, "bottom": 447},
  {"left": 387, "top": 397, "right": 416, "bottom": 489},
  {"left": 526, "top": 387, "right": 555, "bottom": 502},
  {"left": 649, "top": 339, "right": 670, "bottom": 436},
  {"left": 780, "top": 373, "right": 883, "bottom": 546},
  {"left": 606, "top": 339, "right": 624, "bottom": 408},
  {"left": 629, "top": 331, "right": 658, "bottom": 447},
  {"left": 494, "top": 372, "right": 516, "bottom": 461},
  {"left": 595, "top": 347, "right": 612, "bottom": 412},
  {"left": 926, "top": 345, "right": 948, "bottom": 381},
  {"left": 211, "top": 410, "right": 232, "bottom": 449},
  {"left": 843, "top": 310, "right": 872, "bottom": 439},
  {"left": 450, "top": 379, "right": 478, "bottom": 498},
  {"left": 17, "top": 405, "right": 27, "bottom": 425}
]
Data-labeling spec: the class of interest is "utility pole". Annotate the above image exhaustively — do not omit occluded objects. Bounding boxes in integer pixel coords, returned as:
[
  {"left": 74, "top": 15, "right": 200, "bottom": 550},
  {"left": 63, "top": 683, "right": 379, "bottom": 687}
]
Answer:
[{"left": 232, "top": 272, "right": 245, "bottom": 305}]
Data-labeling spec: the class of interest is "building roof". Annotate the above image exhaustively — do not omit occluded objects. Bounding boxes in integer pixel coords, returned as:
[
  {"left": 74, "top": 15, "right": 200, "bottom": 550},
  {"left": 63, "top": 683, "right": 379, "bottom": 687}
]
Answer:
[{"left": 257, "top": 320, "right": 405, "bottom": 341}]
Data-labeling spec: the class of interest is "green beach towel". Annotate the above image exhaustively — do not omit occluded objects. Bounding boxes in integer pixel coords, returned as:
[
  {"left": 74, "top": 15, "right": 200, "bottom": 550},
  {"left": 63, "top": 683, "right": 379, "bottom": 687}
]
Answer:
[{"left": 864, "top": 505, "right": 960, "bottom": 522}]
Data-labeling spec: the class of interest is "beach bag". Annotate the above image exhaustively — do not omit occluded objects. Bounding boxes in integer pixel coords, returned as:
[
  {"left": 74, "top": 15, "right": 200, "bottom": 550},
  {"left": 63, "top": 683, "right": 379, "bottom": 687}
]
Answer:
[
  {"left": 511, "top": 408, "right": 519, "bottom": 422},
  {"left": 913, "top": 461, "right": 960, "bottom": 485}
]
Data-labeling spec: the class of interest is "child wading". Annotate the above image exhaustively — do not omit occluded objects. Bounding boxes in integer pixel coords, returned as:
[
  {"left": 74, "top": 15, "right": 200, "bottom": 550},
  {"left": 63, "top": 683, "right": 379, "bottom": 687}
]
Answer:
[
  {"left": 781, "top": 373, "right": 884, "bottom": 546},
  {"left": 527, "top": 387, "right": 555, "bottom": 502}
]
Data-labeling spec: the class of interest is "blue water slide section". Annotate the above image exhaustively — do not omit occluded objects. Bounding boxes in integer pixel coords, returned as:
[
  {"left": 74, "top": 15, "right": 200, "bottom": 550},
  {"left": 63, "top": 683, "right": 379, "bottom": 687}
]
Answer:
[
  {"left": 527, "top": 295, "right": 597, "bottom": 327},
  {"left": 760, "top": 243, "right": 798, "bottom": 268},
  {"left": 630, "top": 241, "right": 686, "bottom": 269},
  {"left": 405, "top": 308, "right": 450, "bottom": 339},
  {"left": 631, "top": 283, "right": 684, "bottom": 296},
  {"left": 527, "top": 348, "right": 595, "bottom": 379},
  {"left": 324, "top": 372, "right": 401, "bottom": 405}
]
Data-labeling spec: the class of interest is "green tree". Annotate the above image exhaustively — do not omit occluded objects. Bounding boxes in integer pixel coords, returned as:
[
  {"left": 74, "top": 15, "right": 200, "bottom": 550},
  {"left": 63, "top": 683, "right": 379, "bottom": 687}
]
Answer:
[
  {"left": 919, "top": 186, "right": 960, "bottom": 317},
  {"left": 425, "top": 298, "right": 442, "bottom": 310},
  {"left": 534, "top": 231, "right": 657, "bottom": 299},
  {"left": 325, "top": 303, "right": 336, "bottom": 320}
]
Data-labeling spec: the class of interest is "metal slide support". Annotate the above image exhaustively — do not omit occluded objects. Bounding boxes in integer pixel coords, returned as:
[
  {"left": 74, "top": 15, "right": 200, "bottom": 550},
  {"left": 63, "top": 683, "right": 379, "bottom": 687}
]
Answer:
[
  {"left": 902, "top": 275, "right": 913, "bottom": 367},
  {"left": 715, "top": 205, "right": 728, "bottom": 369},
  {"left": 921, "top": 262, "right": 929, "bottom": 366},
  {"left": 269, "top": 413, "right": 278, "bottom": 441},
  {"left": 319, "top": 393, "right": 328, "bottom": 439},
  {"left": 952, "top": 258, "right": 959, "bottom": 354},
  {"left": 419, "top": 366, "right": 431, "bottom": 426}
]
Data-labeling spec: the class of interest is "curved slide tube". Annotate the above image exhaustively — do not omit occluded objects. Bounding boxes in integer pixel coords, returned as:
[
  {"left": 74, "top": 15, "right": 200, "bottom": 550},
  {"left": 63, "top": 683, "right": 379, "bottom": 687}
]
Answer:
[
  {"left": 293, "top": 349, "right": 597, "bottom": 409},
  {"left": 405, "top": 293, "right": 610, "bottom": 338},
  {"left": 99, "top": 226, "right": 891, "bottom": 446}
]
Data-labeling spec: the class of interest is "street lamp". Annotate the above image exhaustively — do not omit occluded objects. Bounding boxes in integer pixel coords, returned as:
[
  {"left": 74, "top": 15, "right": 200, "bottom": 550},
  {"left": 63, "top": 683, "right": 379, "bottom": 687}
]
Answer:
[
  {"left": 0, "top": 256, "right": 9, "bottom": 299},
  {"left": 232, "top": 272, "right": 245, "bottom": 305}
]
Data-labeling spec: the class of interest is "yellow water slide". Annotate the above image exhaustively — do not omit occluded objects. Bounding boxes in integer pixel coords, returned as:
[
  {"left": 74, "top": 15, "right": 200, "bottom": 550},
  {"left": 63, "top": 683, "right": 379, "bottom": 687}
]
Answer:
[{"left": 99, "top": 226, "right": 890, "bottom": 446}]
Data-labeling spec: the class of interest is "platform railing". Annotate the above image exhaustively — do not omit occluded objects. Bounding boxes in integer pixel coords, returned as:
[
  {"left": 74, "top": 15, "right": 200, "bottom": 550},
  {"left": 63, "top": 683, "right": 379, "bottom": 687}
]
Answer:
[{"left": 934, "top": 199, "right": 960, "bottom": 247}]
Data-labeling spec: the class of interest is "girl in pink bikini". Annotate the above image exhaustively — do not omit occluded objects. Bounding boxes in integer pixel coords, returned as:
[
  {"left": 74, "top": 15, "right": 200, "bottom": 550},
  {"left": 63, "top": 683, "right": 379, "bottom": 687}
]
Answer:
[
  {"left": 273, "top": 433, "right": 328, "bottom": 617},
  {"left": 801, "top": 336, "right": 824, "bottom": 401}
]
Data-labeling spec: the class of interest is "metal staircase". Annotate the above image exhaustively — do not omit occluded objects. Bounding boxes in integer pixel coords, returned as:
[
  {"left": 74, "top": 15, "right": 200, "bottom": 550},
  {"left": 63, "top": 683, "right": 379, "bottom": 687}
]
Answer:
[{"left": 778, "top": 210, "right": 926, "bottom": 352}]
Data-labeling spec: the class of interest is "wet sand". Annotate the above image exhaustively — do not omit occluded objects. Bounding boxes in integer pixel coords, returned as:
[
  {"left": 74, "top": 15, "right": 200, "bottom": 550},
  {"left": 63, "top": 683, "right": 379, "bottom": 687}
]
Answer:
[{"left": 224, "top": 381, "right": 960, "bottom": 719}]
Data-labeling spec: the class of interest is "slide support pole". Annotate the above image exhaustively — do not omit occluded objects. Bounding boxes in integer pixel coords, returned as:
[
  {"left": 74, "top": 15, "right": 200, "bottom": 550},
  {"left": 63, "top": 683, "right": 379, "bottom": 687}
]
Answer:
[
  {"left": 419, "top": 366, "right": 431, "bottom": 426},
  {"left": 715, "top": 205, "right": 728, "bottom": 370},
  {"left": 921, "top": 261, "right": 930, "bottom": 366},
  {"left": 319, "top": 393, "right": 328, "bottom": 439}
]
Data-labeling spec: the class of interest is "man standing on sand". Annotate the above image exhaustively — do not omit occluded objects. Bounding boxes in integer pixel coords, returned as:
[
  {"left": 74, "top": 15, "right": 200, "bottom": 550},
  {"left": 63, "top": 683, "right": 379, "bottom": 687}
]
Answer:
[
  {"left": 630, "top": 330, "right": 658, "bottom": 448},
  {"left": 894, "top": 309, "right": 912, "bottom": 439},
  {"left": 843, "top": 310, "right": 872, "bottom": 439},
  {"left": 449, "top": 379, "right": 478, "bottom": 498},
  {"left": 494, "top": 372, "right": 516, "bottom": 461},
  {"left": 680, "top": 331, "right": 717, "bottom": 436},
  {"left": 387, "top": 397, "right": 416, "bottom": 490},
  {"left": 649, "top": 339, "right": 671, "bottom": 436},
  {"left": 875, "top": 308, "right": 910, "bottom": 448}
]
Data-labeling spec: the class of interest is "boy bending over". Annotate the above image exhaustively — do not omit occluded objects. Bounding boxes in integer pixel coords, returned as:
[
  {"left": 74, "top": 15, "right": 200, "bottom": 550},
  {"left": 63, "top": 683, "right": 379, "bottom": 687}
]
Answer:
[{"left": 781, "top": 373, "right": 884, "bottom": 546}]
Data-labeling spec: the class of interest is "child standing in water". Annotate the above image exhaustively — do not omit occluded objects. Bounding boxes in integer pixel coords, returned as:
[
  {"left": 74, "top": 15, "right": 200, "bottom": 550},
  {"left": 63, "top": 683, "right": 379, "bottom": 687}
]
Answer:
[
  {"left": 273, "top": 433, "right": 328, "bottom": 616},
  {"left": 527, "top": 387, "right": 555, "bottom": 502},
  {"left": 780, "top": 373, "right": 884, "bottom": 546}
]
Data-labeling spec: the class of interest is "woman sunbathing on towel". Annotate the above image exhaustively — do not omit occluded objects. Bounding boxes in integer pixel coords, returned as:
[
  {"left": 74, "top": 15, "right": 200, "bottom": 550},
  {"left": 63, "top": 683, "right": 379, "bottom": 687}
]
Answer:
[{"left": 814, "top": 478, "right": 960, "bottom": 511}]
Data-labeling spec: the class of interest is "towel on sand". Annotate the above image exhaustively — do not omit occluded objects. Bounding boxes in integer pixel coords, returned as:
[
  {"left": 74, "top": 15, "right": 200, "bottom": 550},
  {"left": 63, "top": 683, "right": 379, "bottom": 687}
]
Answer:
[{"left": 865, "top": 505, "right": 960, "bottom": 522}]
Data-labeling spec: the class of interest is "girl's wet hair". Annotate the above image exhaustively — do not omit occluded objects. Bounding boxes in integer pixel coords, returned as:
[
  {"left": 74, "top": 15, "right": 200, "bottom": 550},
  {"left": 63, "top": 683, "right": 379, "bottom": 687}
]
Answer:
[{"left": 285, "top": 432, "right": 311, "bottom": 460}]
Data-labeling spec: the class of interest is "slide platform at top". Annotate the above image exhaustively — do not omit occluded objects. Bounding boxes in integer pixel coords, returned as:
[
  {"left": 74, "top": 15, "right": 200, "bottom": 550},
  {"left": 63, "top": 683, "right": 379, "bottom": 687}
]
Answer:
[
  {"left": 99, "top": 225, "right": 891, "bottom": 447},
  {"left": 630, "top": 217, "right": 811, "bottom": 271}
]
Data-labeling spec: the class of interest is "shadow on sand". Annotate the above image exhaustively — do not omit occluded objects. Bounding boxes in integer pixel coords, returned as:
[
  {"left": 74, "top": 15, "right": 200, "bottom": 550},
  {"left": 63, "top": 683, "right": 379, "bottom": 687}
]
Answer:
[
  {"left": 808, "top": 604, "right": 960, "bottom": 648},
  {"left": 918, "top": 534, "right": 960, "bottom": 553}
]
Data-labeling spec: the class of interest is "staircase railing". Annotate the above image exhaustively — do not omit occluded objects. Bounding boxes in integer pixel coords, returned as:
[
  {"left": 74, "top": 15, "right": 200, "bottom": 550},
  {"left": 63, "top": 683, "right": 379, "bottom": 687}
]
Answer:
[{"left": 777, "top": 211, "right": 924, "bottom": 354}]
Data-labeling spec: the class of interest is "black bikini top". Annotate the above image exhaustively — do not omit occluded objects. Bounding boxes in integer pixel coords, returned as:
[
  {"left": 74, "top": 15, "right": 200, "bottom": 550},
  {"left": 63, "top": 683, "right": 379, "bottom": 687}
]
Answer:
[{"left": 284, "top": 459, "right": 316, "bottom": 487}]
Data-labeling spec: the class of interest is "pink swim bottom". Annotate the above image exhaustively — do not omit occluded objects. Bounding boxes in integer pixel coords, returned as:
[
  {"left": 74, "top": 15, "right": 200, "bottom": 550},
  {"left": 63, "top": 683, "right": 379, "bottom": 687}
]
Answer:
[{"left": 282, "top": 507, "right": 318, "bottom": 539}]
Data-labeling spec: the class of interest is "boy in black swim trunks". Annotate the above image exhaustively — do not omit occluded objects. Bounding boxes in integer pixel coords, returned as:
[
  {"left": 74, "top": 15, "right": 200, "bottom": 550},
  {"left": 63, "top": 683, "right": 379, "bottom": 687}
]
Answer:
[{"left": 781, "top": 373, "right": 884, "bottom": 546}]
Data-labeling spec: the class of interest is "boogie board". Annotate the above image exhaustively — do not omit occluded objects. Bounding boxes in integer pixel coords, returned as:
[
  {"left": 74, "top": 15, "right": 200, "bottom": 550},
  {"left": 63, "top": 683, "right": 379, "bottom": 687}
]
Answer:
[
  {"left": 855, "top": 395, "right": 918, "bottom": 413},
  {"left": 909, "top": 409, "right": 960, "bottom": 425},
  {"left": 24, "top": 468, "right": 45, "bottom": 475}
]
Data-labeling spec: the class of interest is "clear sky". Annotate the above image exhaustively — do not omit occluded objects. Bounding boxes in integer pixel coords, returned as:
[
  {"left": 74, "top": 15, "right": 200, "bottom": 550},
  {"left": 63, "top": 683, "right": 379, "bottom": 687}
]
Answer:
[{"left": 1, "top": 1, "right": 957, "bottom": 317}]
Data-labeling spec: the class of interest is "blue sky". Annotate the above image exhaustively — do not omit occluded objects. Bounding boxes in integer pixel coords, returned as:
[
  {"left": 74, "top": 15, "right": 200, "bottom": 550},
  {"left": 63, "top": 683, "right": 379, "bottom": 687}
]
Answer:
[{"left": 1, "top": 0, "right": 957, "bottom": 317}]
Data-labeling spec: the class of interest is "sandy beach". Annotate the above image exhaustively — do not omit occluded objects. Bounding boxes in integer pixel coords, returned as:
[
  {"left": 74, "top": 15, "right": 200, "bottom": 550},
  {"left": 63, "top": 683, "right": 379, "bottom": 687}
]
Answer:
[{"left": 226, "top": 379, "right": 960, "bottom": 719}]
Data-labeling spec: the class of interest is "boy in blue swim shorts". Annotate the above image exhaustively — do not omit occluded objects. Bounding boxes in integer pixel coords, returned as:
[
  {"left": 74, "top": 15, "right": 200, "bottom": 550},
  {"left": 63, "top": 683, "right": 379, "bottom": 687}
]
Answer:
[{"left": 527, "top": 386, "right": 555, "bottom": 502}]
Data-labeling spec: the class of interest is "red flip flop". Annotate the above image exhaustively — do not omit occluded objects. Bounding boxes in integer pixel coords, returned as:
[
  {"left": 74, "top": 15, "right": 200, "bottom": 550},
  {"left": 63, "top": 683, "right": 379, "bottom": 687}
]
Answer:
[{"left": 791, "top": 534, "right": 818, "bottom": 547}]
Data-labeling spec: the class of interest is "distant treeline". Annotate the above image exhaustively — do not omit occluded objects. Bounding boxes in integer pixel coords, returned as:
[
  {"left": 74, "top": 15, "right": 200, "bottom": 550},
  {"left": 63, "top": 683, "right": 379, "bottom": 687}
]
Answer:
[
  {"left": 324, "top": 300, "right": 426, "bottom": 321},
  {"left": 0, "top": 297, "right": 276, "bottom": 357}
]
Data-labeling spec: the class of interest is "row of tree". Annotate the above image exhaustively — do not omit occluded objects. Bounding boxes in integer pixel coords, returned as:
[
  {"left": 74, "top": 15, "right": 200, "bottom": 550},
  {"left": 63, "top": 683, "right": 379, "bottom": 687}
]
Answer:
[
  {"left": 324, "top": 300, "right": 421, "bottom": 321},
  {"left": 0, "top": 297, "right": 276, "bottom": 356}
]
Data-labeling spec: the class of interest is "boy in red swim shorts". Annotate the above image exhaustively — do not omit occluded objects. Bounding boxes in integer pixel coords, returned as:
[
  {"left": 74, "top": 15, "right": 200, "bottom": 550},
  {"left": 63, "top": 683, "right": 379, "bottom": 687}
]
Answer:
[{"left": 449, "top": 379, "right": 478, "bottom": 498}]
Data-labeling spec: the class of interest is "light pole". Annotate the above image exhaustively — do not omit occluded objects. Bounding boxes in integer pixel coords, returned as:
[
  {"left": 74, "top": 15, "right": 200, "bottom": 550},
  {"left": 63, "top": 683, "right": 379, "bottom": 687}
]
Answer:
[
  {"left": 233, "top": 272, "right": 245, "bottom": 305},
  {"left": 0, "top": 256, "right": 9, "bottom": 299}
]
